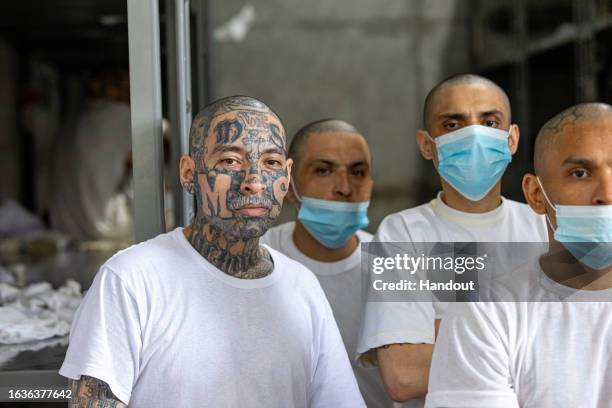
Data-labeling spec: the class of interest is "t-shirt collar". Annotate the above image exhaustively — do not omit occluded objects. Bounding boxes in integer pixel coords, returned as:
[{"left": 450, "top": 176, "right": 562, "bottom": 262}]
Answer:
[
  {"left": 287, "top": 222, "right": 364, "bottom": 276},
  {"left": 431, "top": 191, "right": 507, "bottom": 227},
  {"left": 174, "top": 227, "right": 281, "bottom": 289}
]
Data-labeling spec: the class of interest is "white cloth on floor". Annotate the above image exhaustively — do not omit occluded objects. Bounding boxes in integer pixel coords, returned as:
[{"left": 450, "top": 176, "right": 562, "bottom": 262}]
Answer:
[
  {"left": 0, "top": 335, "right": 69, "bottom": 368},
  {"left": 0, "top": 280, "right": 82, "bottom": 344},
  {"left": 0, "top": 282, "right": 20, "bottom": 304}
]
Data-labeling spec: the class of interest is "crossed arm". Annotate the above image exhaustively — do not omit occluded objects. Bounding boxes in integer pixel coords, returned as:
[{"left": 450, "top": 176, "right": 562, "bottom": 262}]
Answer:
[{"left": 68, "top": 376, "right": 127, "bottom": 408}]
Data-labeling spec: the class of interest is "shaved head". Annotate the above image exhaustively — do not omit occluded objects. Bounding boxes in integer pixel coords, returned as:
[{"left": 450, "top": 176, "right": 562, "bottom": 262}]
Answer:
[
  {"left": 189, "top": 95, "right": 283, "bottom": 164},
  {"left": 534, "top": 102, "right": 612, "bottom": 175},
  {"left": 423, "top": 74, "right": 511, "bottom": 131},
  {"left": 289, "top": 119, "right": 363, "bottom": 172}
]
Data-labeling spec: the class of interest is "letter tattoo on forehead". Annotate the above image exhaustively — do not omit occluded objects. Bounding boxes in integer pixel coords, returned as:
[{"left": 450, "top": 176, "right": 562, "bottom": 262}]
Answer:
[{"left": 215, "top": 119, "right": 243, "bottom": 145}]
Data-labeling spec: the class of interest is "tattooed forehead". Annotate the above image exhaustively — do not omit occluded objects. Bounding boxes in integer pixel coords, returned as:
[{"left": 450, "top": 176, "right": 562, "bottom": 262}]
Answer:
[
  {"left": 189, "top": 96, "right": 284, "bottom": 163},
  {"left": 534, "top": 102, "right": 612, "bottom": 174},
  {"left": 211, "top": 97, "right": 271, "bottom": 116},
  {"left": 204, "top": 110, "right": 287, "bottom": 157}
]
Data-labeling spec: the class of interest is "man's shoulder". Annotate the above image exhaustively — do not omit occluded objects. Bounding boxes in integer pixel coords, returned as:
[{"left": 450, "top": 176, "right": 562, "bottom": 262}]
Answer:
[
  {"left": 265, "top": 245, "right": 324, "bottom": 292},
  {"left": 260, "top": 221, "right": 294, "bottom": 249},
  {"left": 374, "top": 202, "right": 435, "bottom": 241},
  {"left": 502, "top": 198, "right": 548, "bottom": 239},
  {"left": 503, "top": 198, "right": 544, "bottom": 221},
  {"left": 447, "top": 301, "right": 519, "bottom": 331},
  {"left": 503, "top": 198, "right": 533, "bottom": 212},
  {"left": 388, "top": 201, "right": 435, "bottom": 221},
  {"left": 266, "top": 244, "right": 313, "bottom": 276},
  {"left": 356, "top": 228, "right": 373, "bottom": 242},
  {"left": 486, "top": 257, "right": 545, "bottom": 302},
  {"left": 103, "top": 229, "right": 182, "bottom": 277}
]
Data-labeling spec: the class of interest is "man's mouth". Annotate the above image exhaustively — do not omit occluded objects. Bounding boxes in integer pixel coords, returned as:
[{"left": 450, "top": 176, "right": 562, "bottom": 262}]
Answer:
[{"left": 236, "top": 205, "right": 270, "bottom": 217}]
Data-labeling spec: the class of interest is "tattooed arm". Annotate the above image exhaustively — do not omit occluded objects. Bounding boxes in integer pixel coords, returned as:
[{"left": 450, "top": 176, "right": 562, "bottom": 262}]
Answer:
[{"left": 68, "top": 375, "right": 127, "bottom": 407}]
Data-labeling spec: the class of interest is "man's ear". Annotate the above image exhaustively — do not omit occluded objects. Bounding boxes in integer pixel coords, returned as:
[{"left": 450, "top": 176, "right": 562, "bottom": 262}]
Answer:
[
  {"left": 286, "top": 158, "right": 293, "bottom": 184},
  {"left": 522, "top": 173, "right": 547, "bottom": 215},
  {"left": 416, "top": 129, "right": 435, "bottom": 160},
  {"left": 508, "top": 124, "right": 520, "bottom": 154},
  {"left": 284, "top": 158, "right": 299, "bottom": 207},
  {"left": 179, "top": 154, "right": 196, "bottom": 194}
]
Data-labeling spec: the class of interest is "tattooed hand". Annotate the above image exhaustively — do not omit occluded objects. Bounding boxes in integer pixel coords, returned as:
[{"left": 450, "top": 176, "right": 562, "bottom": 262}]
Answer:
[{"left": 180, "top": 96, "right": 292, "bottom": 278}]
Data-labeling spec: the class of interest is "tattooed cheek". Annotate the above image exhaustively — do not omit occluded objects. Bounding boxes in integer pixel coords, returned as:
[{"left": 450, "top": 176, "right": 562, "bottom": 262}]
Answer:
[
  {"left": 197, "top": 173, "right": 233, "bottom": 218},
  {"left": 272, "top": 175, "right": 289, "bottom": 204}
]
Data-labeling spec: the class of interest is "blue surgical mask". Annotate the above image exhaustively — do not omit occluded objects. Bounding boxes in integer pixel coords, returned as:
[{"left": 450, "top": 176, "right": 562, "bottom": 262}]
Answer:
[
  {"left": 537, "top": 177, "right": 612, "bottom": 270},
  {"left": 427, "top": 125, "right": 512, "bottom": 201},
  {"left": 292, "top": 183, "right": 369, "bottom": 248}
]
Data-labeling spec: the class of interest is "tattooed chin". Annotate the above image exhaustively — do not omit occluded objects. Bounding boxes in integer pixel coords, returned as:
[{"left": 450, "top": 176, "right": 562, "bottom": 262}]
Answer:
[
  {"left": 210, "top": 216, "right": 273, "bottom": 240},
  {"left": 204, "top": 193, "right": 278, "bottom": 240}
]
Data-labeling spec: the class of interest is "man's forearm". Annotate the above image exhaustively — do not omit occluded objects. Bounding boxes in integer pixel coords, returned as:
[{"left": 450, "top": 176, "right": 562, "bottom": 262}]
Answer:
[
  {"left": 68, "top": 376, "right": 127, "bottom": 408},
  {"left": 377, "top": 343, "right": 433, "bottom": 402}
]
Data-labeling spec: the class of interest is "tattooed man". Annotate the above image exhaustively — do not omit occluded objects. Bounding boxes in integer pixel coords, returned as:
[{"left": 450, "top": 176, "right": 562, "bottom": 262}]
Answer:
[{"left": 60, "top": 96, "right": 365, "bottom": 408}]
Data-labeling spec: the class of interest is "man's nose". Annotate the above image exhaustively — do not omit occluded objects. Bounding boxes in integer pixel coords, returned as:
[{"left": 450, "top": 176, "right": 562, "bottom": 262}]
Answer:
[
  {"left": 594, "top": 171, "right": 612, "bottom": 205},
  {"left": 466, "top": 114, "right": 480, "bottom": 126},
  {"left": 334, "top": 169, "right": 351, "bottom": 198},
  {"left": 240, "top": 169, "right": 266, "bottom": 195}
]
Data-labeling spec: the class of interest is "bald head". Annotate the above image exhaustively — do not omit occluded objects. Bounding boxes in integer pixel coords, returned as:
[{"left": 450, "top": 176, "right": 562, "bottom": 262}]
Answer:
[
  {"left": 289, "top": 119, "right": 364, "bottom": 172},
  {"left": 423, "top": 74, "right": 511, "bottom": 131},
  {"left": 534, "top": 102, "right": 612, "bottom": 175},
  {"left": 189, "top": 95, "right": 283, "bottom": 164}
]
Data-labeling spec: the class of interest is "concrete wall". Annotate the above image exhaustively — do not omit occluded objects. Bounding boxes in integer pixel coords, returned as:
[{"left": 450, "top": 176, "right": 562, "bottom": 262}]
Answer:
[{"left": 210, "top": 0, "right": 473, "bottom": 231}]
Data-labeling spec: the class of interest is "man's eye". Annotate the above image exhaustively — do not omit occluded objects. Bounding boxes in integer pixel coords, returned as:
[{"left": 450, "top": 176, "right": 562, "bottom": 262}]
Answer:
[
  {"left": 266, "top": 159, "right": 281, "bottom": 167},
  {"left": 315, "top": 168, "right": 331, "bottom": 175},
  {"left": 484, "top": 120, "right": 498, "bottom": 127},
  {"left": 570, "top": 169, "right": 589, "bottom": 178},
  {"left": 445, "top": 122, "right": 459, "bottom": 130},
  {"left": 220, "top": 158, "right": 238, "bottom": 165},
  {"left": 352, "top": 169, "right": 365, "bottom": 177}
]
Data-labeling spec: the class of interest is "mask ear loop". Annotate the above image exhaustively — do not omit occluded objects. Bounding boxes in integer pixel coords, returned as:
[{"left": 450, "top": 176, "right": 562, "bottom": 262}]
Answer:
[
  {"left": 535, "top": 176, "right": 557, "bottom": 231},
  {"left": 425, "top": 131, "right": 436, "bottom": 144},
  {"left": 290, "top": 179, "right": 303, "bottom": 204}
]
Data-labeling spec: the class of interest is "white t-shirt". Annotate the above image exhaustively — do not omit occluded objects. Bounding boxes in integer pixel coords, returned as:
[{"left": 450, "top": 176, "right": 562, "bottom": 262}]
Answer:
[
  {"left": 356, "top": 193, "right": 547, "bottom": 408},
  {"left": 261, "top": 222, "right": 394, "bottom": 408},
  {"left": 60, "top": 228, "right": 364, "bottom": 408},
  {"left": 426, "top": 259, "right": 612, "bottom": 408},
  {"left": 51, "top": 99, "right": 133, "bottom": 240}
]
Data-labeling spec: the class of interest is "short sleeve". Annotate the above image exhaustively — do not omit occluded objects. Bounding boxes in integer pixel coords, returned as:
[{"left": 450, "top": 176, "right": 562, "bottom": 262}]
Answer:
[
  {"left": 372, "top": 213, "right": 405, "bottom": 243},
  {"left": 356, "top": 300, "right": 436, "bottom": 364},
  {"left": 425, "top": 302, "right": 519, "bottom": 408},
  {"left": 309, "top": 294, "right": 365, "bottom": 408},
  {"left": 357, "top": 215, "right": 436, "bottom": 363},
  {"left": 59, "top": 266, "right": 142, "bottom": 404}
]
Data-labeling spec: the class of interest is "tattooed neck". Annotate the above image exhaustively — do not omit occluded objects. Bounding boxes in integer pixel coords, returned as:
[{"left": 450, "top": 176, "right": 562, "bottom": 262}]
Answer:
[{"left": 186, "top": 218, "right": 273, "bottom": 279}]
